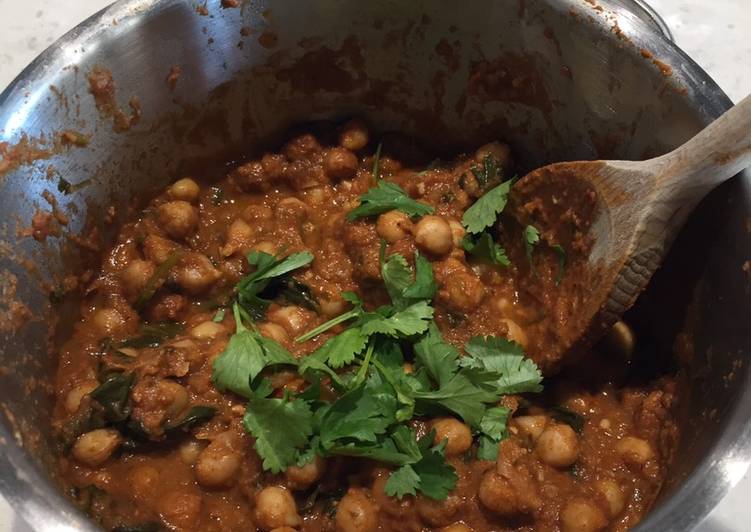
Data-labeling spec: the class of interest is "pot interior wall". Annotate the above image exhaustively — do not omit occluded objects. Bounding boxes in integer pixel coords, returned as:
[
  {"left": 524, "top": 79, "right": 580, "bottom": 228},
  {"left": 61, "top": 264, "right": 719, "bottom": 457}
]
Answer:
[{"left": 0, "top": 0, "right": 748, "bottom": 529}]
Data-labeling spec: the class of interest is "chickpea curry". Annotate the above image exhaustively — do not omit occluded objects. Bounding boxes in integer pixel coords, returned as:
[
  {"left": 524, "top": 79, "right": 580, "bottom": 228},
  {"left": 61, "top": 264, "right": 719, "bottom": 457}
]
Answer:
[{"left": 52, "top": 120, "right": 679, "bottom": 532}]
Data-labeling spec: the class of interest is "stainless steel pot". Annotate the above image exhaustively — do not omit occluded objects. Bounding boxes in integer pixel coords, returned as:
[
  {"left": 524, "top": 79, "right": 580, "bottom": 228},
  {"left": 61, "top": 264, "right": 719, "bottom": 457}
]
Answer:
[{"left": 0, "top": 0, "right": 748, "bottom": 530}]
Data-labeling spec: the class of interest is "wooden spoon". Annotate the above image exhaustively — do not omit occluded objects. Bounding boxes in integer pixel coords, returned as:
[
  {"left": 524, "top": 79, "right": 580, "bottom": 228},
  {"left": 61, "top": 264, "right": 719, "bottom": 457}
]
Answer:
[{"left": 512, "top": 93, "right": 751, "bottom": 369}]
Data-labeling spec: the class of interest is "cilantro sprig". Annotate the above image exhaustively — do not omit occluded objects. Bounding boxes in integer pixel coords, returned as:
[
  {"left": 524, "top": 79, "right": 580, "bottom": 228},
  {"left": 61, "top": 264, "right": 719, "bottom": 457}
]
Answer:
[
  {"left": 212, "top": 304, "right": 297, "bottom": 398},
  {"left": 212, "top": 244, "right": 543, "bottom": 501},
  {"left": 462, "top": 232, "right": 510, "bottom": 266},
  {"left": 237, "top": 251, "right": 314, "bottom": 319},
  {"left": 460, "top": 156, "right": 517, "bottom": 272},
  {"left": 347, "top": 181, "right": 434, "bottom": 221},
  {"left": 461, "top": 177, "right": 515, "bottom": 234},
  {"left": 347, "top": 144, "right": 434, "bottom": 221}
]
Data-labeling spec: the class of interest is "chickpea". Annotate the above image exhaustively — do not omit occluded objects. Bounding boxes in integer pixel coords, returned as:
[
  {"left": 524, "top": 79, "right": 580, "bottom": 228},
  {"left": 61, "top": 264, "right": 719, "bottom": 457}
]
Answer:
[
  {"left": 243, "top": 204, "right": 274, "bottom": 222},
  {"left": 447, "top": 219, "right": 465, "bottom": 248},
  {"left": 596, "top": 479, "right": 625, "bottom": 516},
  {"left": 439, "top": 260, "right": 486, "bottom": 311},
  {"left": 285, "top": 456, "right": 326, "bottom": 491},
  {"left": 335, "top": 489, "right": 378, "bottom": 532},
  {"left": 190, "top": 320, "right": 227, "bottom": 340},
  {"left": 173, "top": 253, "right": 222, "bottom": 295},
  {"left": 195, "top": 431, "right": 243, "bottom": 489},
  {"left": 92, "top": 308, "right": 125, "bottom": 335},
  {"left": 441, "top": 524, "right": 473, "bottom": 532},
  {"left": 143, "top": 234, "right": 179, "bottom": 264},
  {"left": 535, "top": 424, "right": 580, "bottom": 468},
  {"left": 149, "top": 293, "right": 188, "bottom": 322},
  {"left": 64, "top": 380, "right": 99, "bottom": 414},
  {"left": 179, "top": 439, "right": 204, "bottom": 465},
  {"left": 478, "top": 472, "right": 530, "bottom": 516},
  {"left": 339, "top": 120, "right": 369, "bottom": 151},
  {"left": 221, "top": 219, "right": 255, "bottom": 257},
  {"left": 283, "top": 133, "right": 322, "bottom": 161},
  {"left": 324, "top": 147, "right": 359, "bottom": 180},
  {"left": 432, "top": 418, "right": 472, "bottom": 456},
  {"left": 275, "top": 197, "right": 309, "bottom": 222},
  {"left": 414, "top": 215, "right": 453, "bottom": 256},
  {"left": 376, "top": 210, "right": 413, "bottom": 243},
  {"left": 616, "top": 436, "right": 654, "bottom": 466},
  {"left": 252, "top": 241, "right": 278, "bottom": 255},
  {"left": 128, "top": 464, "right": 160, "bottom": 497},
  {"left": 232, "top": 160, "right": 271, "bottom": 193},
  {"left": 169, "top": 178, "right": 200, "bottom": 203},
  {"left": 513, "top": 415, "right": 548, "bottom": 443},
  {"left": 319, "top": 296, "right": 347, "bottom": 318},
  {"left": 72, "top": 429, "right": 121, "bottom": 467},
  {"left": 501, "top": 318, "right": 528, "bottom": 349},
  {"left": 603, "top": 320, "right": 635, "bottom": 360},
  {"left": 121, "top": 259, "right": 155, "bottom": 297},
  {"left": 305, "top": 186, "right": 327, "bottom": 206},
  {"left": 378, "top": 157, "right": 401, "bottom": 175},
  {"left": 254, "top": 486, "right": 302, "bottom": 530},
  {"left": 258, "top": 322, "right": 289, "bottom": 344},
  {"left": 158, "top": 380, "right": 189, "bottom": 418},
  {"left": 416, "top": 494, "right": 463, "bottom": 527},
  {"left": 560, "top": 499, "right": 608, "bottom": 532},
  {"left": 157, "top": 200, "right": 199, "bottom": 240},
  {"left": 261, "top": 153, "right": 286, "bottom": 180},
  {"left": 158, "top": 490, "right": 202, "bottom": 530},
  {"left": 268, "top": 306, "right": 311, "bottom": 335},
  {"left": 475, "top": 141, "right": 513, "bottom": 171}
]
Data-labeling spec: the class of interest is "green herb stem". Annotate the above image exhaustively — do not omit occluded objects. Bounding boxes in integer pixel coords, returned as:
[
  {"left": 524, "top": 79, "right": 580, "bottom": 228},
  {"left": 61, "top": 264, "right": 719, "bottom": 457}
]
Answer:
[{"left": 295, "top": 308, "right": 361, "bottom": 343}]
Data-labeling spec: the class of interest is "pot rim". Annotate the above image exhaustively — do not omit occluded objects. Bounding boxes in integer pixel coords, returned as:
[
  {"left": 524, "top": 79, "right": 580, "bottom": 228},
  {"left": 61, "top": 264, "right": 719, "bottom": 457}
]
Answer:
[{"left": 0, "top": 1, "right": 745, "bottom": 531}]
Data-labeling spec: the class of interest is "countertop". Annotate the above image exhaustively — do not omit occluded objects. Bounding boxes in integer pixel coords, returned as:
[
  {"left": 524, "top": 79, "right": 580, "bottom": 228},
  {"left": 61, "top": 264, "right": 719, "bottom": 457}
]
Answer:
[{"left": 0, "top": 0, "right": 749, "bottom": 530}]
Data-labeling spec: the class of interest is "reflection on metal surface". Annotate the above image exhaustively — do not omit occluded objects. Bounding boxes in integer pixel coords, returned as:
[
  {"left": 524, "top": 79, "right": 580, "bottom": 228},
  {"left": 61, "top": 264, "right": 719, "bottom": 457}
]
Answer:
[
  {"left": 722, "top": 457, "right": 750, "bottom": 487},
  {"left": 0, "top": 1, "right": 748, "bottom": 531}
]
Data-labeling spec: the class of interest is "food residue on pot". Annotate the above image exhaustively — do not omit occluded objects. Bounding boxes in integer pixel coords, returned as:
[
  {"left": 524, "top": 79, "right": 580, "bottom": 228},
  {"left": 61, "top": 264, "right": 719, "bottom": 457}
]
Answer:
[{"left": 87, "top": 67, "right": 141, "bottom": 133}]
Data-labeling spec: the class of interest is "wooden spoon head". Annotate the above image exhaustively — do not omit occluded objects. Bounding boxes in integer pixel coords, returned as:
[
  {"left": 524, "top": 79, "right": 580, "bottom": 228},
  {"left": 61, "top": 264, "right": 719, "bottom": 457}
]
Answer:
[{"left": 512, "top": 159, "right": 658, "bottom": 372}]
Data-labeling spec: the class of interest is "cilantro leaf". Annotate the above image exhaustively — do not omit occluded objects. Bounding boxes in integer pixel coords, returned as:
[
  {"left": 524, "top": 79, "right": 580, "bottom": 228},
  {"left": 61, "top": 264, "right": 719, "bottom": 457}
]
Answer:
[
  {"left": 383, "top": 429, "right": 458, "bottom": 500},
  {"left": 237, "top": 251, "right": 314, "bottom": 320},
  {"left": 476, "top": 406, "right": 510, "bottom": 460},
  {"left": 310, "top": 327, "right": 369, "bottom": 369},
  {"left": 212, "top": 304, "right": 297, "bottom": 398},
  {"left": 328, "top": 436, "right": 418, "bottom": 465},
  {"left": 384, "top": 465, "right": 420, "bottom": 498},
  {"left": 381, "top": 253, "right": 413, "bottom": 307},
  {"left": 360, "top": 301, "right": 433, "bottom": 337},
  {"left": 243, "top": 387, "right": 314, "bottom": 473},
  {"left": 347, "top": 181, "right": 434, "bottom": 221},
  {"left": 524, "top": 225, "right": 540, "bottom": 261},
  {"left": 461, "top": 336, "right": 543, "bottom": 394},
  {"left": 413, "top": 322, "right": 460, "bottom": 387},
  {"left": 297, "top": 350, "right": 346, "bottom": 389},
  {"left": 414, "top": 368, "right": 500, "bottom": 427},
  {"left": 211, "top": 322, "right": 265, "bottom": 398},
  {"left": 461, "top": 179, "right": 514, "bottom": 234},
  {"left": 412, "top": 436, "right": 458, "bottom": 500},
  {"left": 373, "top": 360, "right": 418, "bottom": 422},
  {"left": 462, "top": 232, "right": 510, "bottom": 266},
  {"left": 403, "top": 253, "right": 437, "bottom": 302},
  {"left": 381, "top": 252, "right": 436, "bottom": 309},
  {"left": 318, "top": 380, "right": 397, "bottom": 448}
]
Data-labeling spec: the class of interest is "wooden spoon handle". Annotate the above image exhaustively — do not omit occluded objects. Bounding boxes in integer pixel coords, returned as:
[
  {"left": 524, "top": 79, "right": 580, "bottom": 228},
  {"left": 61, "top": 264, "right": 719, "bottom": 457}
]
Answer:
[{"left": 651, "top": 93, "right": 751, "bottom": 203}]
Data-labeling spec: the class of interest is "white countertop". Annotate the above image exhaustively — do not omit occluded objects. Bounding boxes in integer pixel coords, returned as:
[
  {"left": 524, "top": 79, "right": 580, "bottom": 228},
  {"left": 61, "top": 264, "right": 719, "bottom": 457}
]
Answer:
[{"left": 0, "top": 0, "right": 749, "bottom": 531}]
